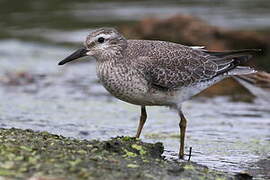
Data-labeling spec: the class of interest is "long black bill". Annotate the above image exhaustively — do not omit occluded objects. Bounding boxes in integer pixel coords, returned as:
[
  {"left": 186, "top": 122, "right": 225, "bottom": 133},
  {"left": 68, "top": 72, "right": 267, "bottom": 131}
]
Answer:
[{"left": 58, "top": 47, "right": 88, "bottom": 65}]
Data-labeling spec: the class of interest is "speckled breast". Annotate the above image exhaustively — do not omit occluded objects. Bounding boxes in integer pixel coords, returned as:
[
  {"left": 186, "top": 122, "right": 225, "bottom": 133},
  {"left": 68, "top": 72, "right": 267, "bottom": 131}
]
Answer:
[{"left": 96, "top": 61, "right": 150, "bottom": 105}]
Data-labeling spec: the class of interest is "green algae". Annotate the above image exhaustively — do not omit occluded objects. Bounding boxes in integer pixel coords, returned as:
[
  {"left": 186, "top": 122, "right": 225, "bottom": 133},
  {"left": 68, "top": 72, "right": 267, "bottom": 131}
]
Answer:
[
  {"left": 144, "top": 132, "right": 180, "bottom": 139},
  {"left": 0, "top": 128, "right": 240, "bottom": 180},
  {"left": 123, "top": 149, "right": 137, "bottom": 158},
  {"left": 131, "top": 144, "right": 146, "bottom": 155},
  {"left": 127, "top": 164, "right": 139, "bottom": 168},
  {"left": 184, "top": 164, "right": 195, "bottom": 171}
]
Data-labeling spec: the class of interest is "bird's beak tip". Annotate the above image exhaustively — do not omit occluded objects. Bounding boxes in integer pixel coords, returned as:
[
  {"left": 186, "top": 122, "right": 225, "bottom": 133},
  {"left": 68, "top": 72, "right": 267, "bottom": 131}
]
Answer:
[
  {"left": 58, "top": 47, "right": 88, "bottom": 66},
  {"left": 58, "top": 61, "right": 65, "bottom": 66}
]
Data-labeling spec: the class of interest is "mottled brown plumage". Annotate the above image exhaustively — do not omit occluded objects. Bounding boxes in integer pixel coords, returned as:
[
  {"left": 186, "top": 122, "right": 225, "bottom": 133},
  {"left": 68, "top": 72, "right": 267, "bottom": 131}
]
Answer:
[
  {"left": 126, "top": 40, "right": 257, "bottom": 91},
  {"left": 59, "top": 28, "right": 258, "bottom": 159}
]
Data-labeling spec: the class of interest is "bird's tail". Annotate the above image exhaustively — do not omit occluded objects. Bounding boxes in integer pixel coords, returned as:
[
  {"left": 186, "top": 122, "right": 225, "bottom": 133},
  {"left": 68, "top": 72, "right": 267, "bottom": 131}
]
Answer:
[{"left": 206, "top": 49, "right": 261, "bottom": 76}]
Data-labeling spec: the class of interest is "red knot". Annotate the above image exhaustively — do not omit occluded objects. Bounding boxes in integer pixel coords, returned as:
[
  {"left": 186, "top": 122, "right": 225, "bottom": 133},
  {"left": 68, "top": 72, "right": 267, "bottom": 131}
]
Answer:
[{"left": 59, "top": 27, "right": 260, "bottom": 159}]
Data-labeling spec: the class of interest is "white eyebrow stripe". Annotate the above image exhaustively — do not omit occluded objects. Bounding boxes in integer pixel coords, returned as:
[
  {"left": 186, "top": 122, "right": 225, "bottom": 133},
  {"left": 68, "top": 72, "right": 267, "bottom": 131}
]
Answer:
[{"left": 95, "top": 33, "right": 112, "bottom": 40}]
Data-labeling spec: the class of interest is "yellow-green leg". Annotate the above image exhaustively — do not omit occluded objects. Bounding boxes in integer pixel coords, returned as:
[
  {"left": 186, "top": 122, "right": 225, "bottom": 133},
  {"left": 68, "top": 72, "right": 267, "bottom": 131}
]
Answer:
[
  {"left": 179, "top": 111, "right": 187, "bottom": 159},
  {"left": 135, "top": 106, "right": 147, "bottom": 138}
]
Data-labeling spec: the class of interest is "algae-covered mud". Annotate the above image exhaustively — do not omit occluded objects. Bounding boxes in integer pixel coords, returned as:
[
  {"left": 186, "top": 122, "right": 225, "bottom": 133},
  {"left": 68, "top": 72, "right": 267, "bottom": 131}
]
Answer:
[{"left": 0, "top": 128, "right": 237, "bottom": 180}]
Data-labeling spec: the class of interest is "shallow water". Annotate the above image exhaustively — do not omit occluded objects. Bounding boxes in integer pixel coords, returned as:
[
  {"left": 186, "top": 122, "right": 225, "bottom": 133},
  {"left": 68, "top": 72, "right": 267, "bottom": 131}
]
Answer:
[
  {"left": 1, "top": 0, "right": 270, "bottom": 178},
  {"left": 0, "top": 40, "right": 270, "bottom": 179}
]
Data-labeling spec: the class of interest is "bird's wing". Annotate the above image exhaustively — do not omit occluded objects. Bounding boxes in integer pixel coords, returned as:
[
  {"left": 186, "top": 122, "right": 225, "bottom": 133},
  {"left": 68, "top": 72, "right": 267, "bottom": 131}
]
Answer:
[
  {"left": 131, "top": 41, "right": 258, "bottom": 91},
  {"left": 135, "top": 50, "right": 218, "bottom": 90}
]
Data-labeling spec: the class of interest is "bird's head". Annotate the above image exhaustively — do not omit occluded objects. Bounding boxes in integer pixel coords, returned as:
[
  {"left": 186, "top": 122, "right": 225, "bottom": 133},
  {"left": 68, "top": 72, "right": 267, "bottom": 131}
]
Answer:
[{"left": 58, "top": 28, "right": 127, "bottom": 65}]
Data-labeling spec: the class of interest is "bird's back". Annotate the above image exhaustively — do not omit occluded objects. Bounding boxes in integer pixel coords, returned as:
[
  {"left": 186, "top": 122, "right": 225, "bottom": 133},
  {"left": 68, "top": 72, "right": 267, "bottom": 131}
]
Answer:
[
  {"left": 122, "top": 40, "right": 258, "bottom": 107},
  {"left": 125, "top": 40, "right": 193, "bottom": 59},
  {"left": 125, "top": 40, "right": 256, "bottom": 88}
]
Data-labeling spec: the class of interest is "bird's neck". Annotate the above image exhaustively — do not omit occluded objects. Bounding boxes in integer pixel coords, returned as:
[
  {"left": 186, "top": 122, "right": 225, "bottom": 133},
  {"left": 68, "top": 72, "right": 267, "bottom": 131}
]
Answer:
[{"left": 98, "top": 53, "right": 123, "bottom": 62}]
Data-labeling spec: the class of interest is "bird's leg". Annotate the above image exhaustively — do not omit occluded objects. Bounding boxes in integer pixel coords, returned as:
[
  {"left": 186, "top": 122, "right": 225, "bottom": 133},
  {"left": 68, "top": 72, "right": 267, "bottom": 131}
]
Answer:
[
  {"left": 178, "top": 110, "right": 187, "bottom": 159},
  {"left": 135, "top": 106, "right": 147, "bottom": 138}
]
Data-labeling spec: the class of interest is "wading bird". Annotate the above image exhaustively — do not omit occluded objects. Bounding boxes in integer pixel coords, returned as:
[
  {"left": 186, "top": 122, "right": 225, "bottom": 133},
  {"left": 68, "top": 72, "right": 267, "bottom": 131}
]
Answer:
[{"left": 59, "top": 28, "right": 258, "bottom": 159}]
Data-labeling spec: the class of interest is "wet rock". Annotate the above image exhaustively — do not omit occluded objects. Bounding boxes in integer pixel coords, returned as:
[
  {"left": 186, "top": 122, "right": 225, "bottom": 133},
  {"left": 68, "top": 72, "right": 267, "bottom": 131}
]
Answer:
[
  {"left": 0, "top": 128, "right": 237, "bottom": 180},
  {"left": 78, "top": 131, "right": 89, "bottom": 136},
  {"left": 235, "top": 172, "right": 253, "bottom": 180},
  {"left": 0, "top": 72, "right": 46, "bottom": 86},
  {"left": 236, "top": 71, "right": 270, "bottom": 102},
  {"left": 121, "top": 14, "right": 269, "bottom": 52},
  {"left": 0, "top": 72, "right": 48, "bottom": 94},
  {"left": 238, "top": 71, "right": 270, "bottom": 89}
]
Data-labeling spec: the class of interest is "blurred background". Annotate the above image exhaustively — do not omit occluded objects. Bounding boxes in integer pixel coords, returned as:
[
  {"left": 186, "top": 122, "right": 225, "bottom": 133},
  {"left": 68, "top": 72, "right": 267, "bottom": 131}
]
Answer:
[{"left": 0, "top": 0, "right": 269, "bottom": 178}]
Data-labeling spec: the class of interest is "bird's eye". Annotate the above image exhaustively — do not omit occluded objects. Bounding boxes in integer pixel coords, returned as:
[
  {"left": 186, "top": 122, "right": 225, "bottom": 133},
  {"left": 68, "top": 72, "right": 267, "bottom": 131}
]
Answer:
[{"left": 98, "top": 37, "right": 105, "bottom": 43}]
